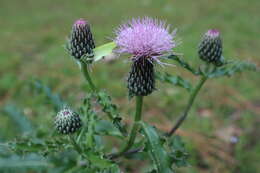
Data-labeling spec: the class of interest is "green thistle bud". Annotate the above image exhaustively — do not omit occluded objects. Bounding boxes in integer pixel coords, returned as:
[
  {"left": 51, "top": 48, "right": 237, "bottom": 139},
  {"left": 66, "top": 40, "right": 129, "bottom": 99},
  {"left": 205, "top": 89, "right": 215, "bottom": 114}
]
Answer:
[
  {"left": 198, "top": 29, "right": 223, "bottom": 66},
  {"left": 55, "top": 107, "right": 82, "bottom": 134},
  {"left": 67, "top": 19, "right": 95, "bottom": 63},
  {"left": 127, "top": 57, "right": 155, "bottom": 97}
]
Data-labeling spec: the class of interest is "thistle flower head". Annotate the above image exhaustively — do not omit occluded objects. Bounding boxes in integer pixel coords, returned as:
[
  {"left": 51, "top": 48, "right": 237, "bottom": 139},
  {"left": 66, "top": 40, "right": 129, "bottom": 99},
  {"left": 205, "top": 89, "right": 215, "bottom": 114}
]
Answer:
[
  {"left": 198, "top": 29, "right": 223, "bottom": 66},
  {"left": 115, "top": 17, "right": 176, "bottom": 63},
  {"left": 55, "top": 107, "right": 82, "bottom": 134},
  {"left": 67, "top": 18, "right": 95, "bottom": 63}
]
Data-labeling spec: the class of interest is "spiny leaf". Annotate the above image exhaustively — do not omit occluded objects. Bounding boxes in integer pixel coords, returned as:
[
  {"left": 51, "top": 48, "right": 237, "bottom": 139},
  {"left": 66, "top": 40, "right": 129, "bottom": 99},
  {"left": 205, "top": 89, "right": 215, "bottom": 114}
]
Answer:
[
  {"left": 167, "top": 55, "right": 199, "bottom": 75},
  {"left": 168, "top": 136, "right": 185, "bottom": 151},
  {"left": 208, "top": 60, "right": 257, "bottom": 78},
  {"left": 3, "top": 105, "right": 34, "bottom": 134},
  {"left": 96, "top": 91, "right": 127, "bottom": 136},
  {"left": 100, "top": 165, "right": 121, "bottom": 173},
  {"left": 86, "top": 150, "right": 114, "bottom": 169},
  {"left": 93, "top": 42, "right": 116, "bottom": 62},
  {"left": 95, "top": 120, "right": 123, "bottom": 138},
  {"left": 168, "top": 136, "right": 189, "bottom": 168},
  {"left": 33, "top": 80, "right": 65, "bottom": 110},
  {"left": 87, "top": 164, "right": 121, "bottom": 173},
  {"left": 156, "top": 72, "right": 192, "bottom": 92},
  {"left": 8, "top": 137, "right": 66, "bottom": 156},
  {"left": 0, "top": 154, "right": 50, "bottom": 169},
  {"left": 140, "top": 122, "right": 174, "bottom": 173},
  {"left": 86, "top": 110, "right": 96, "bottom": 148}
]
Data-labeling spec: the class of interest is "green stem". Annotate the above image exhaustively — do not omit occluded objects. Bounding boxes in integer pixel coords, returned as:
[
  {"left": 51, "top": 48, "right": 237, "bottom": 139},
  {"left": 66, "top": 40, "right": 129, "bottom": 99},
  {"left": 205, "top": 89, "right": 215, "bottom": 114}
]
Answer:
[
  {"left": 124, "top": 96, "right": 143, "bottom": 151},
  {"left": 86, "top": 112, "right": 95, "bottom": 148},
  {"left": 167, "top": 75, "right": 208, "bottom": 136},
  {"left": 80, "top": 61, "right": 127, "bottom": 136},
  {"left": 110, "top": 96, "right": 143, "bottom": 158},
  {"left": 80, "top": 62, "right": 97, "bottom": 92}
]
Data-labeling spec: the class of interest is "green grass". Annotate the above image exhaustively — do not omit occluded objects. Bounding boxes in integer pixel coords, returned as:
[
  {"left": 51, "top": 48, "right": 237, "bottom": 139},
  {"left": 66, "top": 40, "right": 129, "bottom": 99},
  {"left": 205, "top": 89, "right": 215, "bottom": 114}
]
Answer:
[{"left": 0, "top": 0, "right": 259, "bottom": 172}]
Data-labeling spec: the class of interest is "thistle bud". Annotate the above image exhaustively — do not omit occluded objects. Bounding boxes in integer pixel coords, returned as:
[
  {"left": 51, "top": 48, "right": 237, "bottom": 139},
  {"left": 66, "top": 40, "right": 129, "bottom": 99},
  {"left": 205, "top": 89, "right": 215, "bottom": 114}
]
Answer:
[
  {"left": 67, "top": 19, "right": 95, "bottom": 63},
  {"left": 55, "top": 107, "right": 82, "bottom": 134},
  {"left": 198, "top": 29, "right": 223, "bottom": 66},
  {"left": 127, "top": 57, "right": 155, "bottom": 97}
]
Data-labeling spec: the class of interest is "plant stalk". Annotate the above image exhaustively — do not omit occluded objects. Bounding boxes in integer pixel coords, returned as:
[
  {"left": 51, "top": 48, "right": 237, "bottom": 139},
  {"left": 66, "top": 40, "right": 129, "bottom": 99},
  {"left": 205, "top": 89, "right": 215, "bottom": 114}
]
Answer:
[
  {"left": 80, "top": 61, "right": 127, "bottom": 136},
  {"left": 109, "top": 96, "right": 143, "bottom": 158},
  {"left": 123, "top": 96, "right": 143, "bottom": 151},
  {"left": 108, "top": 147, "right": 143, "bottom": 160},
  {"left": 80, "top": 62, "right": 97, "bottom": 92},
  {"left": 167, "top": 75, "right": 208, "bottom": 136}
]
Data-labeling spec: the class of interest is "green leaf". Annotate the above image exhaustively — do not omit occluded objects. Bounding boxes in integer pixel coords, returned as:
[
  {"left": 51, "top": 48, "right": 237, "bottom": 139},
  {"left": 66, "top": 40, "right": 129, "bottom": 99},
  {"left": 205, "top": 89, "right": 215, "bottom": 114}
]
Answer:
[
  {"left": 167, "top": 136, "right": 189, "bottom": 168},
  {"left": 3, "top": 105, "right": 34, "bottom": 134},
  {"left": 87, "top": 164, "right": 121, "bottom": 173},
  {"left": 96, "top": 91, "right": 127, "bottom": 137},
  {"left": 87, "top": 150, "right": 113, "bottom": 169},
  {"left": 140, "top": 122, "right": 174, "bottom": 173},
  {"left": 156, "top": 72, "right": 192, "bottom": 92},
  {"left": 8, "top": 136, "right": 67, "bottom": 156},
  {"left": 93, "top": 42, "right": 116, "bottom": 62},
  {"left": 101, "top": 164, "right": 121, "bottom": 173},
  {"left": 167, "top": 55, "right": 199, "bottom": 75},
  {"left": 33, "top": 80, "right": 65, "bottom": 110},
  {"left": 208, "top": 60, "right": 257, "bottom": 78},
  {"left": 0, "top": 154, "right": 50, "bottom": 169},
  {"left": 86, "top": 110, "right": 97, "bottom": 148},
  {"left": 95, "top": 120, "right": 123, "bottom": 138},
  {"left": 168, "top": 136, "right": 185, "bottom": 151}
]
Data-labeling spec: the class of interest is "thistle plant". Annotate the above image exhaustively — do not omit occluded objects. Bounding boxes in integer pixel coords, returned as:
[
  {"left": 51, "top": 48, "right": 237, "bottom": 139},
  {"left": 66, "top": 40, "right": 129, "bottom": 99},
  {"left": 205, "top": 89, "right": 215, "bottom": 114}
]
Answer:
[
  {"left": 112, "top": 17, "right": 177, "bottom": 158},
  {"left": 5, "top": 17, "right": 257, "bottom": 173}
]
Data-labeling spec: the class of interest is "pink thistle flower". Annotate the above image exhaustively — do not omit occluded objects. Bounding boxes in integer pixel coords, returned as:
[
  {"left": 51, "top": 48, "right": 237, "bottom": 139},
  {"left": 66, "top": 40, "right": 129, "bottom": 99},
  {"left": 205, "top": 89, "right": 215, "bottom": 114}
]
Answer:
[
  {"left": 114, "top": 17, "right": 177, "bottom": 97},
  {"left": 205, "top": 29, "right": 220, "bottom": 38},
  {"left": 74, "top": 18, "right": 87, "bottom": 26},
  {"left": 114, "top": 17, "right": 177, "bottom": 64}
]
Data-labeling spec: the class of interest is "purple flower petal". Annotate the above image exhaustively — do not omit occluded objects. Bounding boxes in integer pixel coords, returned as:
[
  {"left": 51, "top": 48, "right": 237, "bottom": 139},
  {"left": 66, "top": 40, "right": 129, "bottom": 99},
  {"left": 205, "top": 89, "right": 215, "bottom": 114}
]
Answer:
[{"left": 114, "top": 17, "right": 177, "bottom": 62}]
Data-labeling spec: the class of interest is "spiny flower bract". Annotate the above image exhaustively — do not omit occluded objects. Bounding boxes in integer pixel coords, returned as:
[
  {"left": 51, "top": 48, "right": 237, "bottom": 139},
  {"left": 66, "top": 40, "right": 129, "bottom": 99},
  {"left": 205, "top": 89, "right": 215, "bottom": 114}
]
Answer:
[
  {"left": 55, "top": 107, "right": 82, "bottom": 135},
  {"left": 198, "top": 29, "right": 223, "bottom": 66},
  {"left": 67, "top": 18, "right": 95, "bottom": 63},
  {"left": 115, "top": 17, "right": 176, "bottom": 63}
]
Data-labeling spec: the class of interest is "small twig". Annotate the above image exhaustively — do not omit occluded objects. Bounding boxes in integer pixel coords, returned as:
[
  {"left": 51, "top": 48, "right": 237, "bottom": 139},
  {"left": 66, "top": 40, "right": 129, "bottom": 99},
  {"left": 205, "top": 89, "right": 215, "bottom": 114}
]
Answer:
[
  {"left": 167, "top": 75, "right": 208, "bottom": 136},
  {"left": 107, "top": 147, "right": 144, "bottom": 160}
]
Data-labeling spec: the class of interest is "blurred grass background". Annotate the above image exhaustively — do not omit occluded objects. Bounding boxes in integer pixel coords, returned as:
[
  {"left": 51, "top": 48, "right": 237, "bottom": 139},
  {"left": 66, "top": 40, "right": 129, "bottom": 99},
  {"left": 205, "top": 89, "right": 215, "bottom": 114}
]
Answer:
[{"left": 0, "top": 0, "right": 259, "bottom": 172}]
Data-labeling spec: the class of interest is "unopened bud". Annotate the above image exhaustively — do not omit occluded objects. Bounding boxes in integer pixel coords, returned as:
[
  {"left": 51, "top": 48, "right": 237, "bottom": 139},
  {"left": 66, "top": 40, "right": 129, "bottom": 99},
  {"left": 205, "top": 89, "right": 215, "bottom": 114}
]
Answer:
[
  {"left": 198, "top": 29, "right": 223, "bottom": 66},
  {"left": 67, "top": 19, "right": 95, "bottom": 63},
  {"left": 55, "top": 107, "right": 82, "bottom": 134}
]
